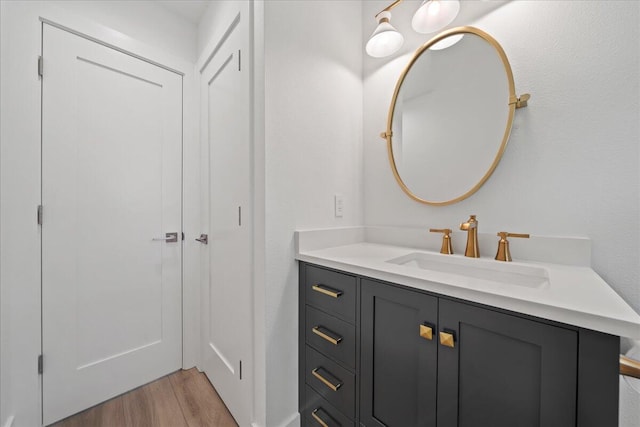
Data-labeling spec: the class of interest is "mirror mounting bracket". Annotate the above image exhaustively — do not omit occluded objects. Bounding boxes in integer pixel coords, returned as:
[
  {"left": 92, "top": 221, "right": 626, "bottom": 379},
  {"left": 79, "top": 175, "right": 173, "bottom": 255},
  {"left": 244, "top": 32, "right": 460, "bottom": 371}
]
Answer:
[
  {"left": 510, "top": 93, "right": 531, "bottom": 109},
  {"left": 380, "top": 131, "right": 392, "bottom": 140}
]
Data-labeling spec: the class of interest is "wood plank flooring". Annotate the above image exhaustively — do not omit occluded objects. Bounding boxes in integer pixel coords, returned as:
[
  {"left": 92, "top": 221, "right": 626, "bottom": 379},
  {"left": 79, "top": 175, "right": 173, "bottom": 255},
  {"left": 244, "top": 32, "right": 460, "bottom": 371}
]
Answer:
[{"left": 50, "top": 369, "right": 238, "bottom": 427}]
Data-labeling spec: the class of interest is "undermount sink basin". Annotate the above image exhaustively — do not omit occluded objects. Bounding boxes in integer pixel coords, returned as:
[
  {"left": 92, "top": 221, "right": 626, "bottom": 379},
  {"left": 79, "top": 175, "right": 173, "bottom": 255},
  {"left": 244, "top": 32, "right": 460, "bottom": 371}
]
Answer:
[{"left": 386, "top": 252, "right": 549, "bottom": 288}]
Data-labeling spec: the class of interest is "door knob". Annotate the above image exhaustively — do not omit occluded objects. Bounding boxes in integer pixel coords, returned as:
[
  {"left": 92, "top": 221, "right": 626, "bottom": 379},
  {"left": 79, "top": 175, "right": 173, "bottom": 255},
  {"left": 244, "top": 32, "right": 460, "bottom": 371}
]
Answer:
[
  {"left": 152, "top": 232, "right": 178, "bottom": 243},
  {"left": 195, "top": 234, "right": 208, "bottom": 244}
]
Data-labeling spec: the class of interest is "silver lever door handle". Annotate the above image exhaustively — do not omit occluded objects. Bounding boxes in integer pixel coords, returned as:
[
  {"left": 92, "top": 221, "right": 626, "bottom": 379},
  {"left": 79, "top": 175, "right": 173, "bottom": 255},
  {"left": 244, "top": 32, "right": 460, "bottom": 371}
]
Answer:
[
  {"left": 152, "top": 232, "right": 178, "bottom": 243},
  {"left": 195, "top": 234, "right": 208, "bottom": 244}
]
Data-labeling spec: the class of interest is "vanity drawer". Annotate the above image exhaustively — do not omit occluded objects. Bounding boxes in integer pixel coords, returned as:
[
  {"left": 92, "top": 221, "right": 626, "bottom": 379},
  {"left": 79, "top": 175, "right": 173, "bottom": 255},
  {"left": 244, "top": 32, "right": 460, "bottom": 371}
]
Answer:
[
  {"left": 306, "top": 346, "right": 355, "bottom": 418},
  {"left": 306, "top": 305, "right": 356, "bottom": 370},
  {"left": 305, "top": 265, "right": 356, "bottom": 323},
  {"left": 303, "top": 385, "right": 355, "bottom": 427}
]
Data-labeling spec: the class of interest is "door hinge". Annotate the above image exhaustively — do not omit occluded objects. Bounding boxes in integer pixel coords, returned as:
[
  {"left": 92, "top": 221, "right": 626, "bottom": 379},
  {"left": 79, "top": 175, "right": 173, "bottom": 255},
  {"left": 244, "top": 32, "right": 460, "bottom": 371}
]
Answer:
[
  {"left": 238, "top": 206, "right": 242, "bottom": 226},
  {"left": 238, "top": 49, "right": 241, "bottom": 71},
  {"left": 182, "top": 232, "right": 185, "bottom": 241},
  {"left": 37, "top": 205, "right": 43, "bottom": 225},
  {"left": 38, "top": 354, "right": 43, "bottom": 374},
  {"left": 239, "top": 360, "right": 242, "bottom": 380},
  {"left": 38, "top": 56, "right": 43, "bottom": 78}
]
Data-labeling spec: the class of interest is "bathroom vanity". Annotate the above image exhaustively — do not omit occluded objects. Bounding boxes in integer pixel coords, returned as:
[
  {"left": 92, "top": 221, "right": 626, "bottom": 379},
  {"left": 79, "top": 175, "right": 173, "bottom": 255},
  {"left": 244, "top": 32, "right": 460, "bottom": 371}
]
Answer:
[
  {"left": 296, "top": 228, "right": 640, "bottom": 427},
  {"left": 294, "top": 20, "right": 640, "bottom": 427}
]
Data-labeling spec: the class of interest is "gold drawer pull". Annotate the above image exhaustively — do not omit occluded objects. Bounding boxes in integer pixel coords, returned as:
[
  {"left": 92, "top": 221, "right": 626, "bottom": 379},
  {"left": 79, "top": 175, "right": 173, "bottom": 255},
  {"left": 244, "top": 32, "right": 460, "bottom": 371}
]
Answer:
[
  {"left": 311, "top": 408, "right": 338, "bottom": 427},
  {"left": 439, "top": 330, "right": 456, "bottom": 348},
  {"left": 312, "top": 284, "right": 343, "bottom": 298},
  {"left": 312, "top": 368, "right": 342, "bottom": 392},
  {"left": 419, "top": 324, "right": 433, "bottom": 341},
  {"left": 312, "top": 326, "right": 343, "bottom": 345}
]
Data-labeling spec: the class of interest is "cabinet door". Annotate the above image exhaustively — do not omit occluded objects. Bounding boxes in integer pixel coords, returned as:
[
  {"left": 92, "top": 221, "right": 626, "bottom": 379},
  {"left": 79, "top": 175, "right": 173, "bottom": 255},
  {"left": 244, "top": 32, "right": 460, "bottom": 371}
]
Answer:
[
  {"left": 437, "top": 299, "right": 577, "bottom": 427},
  {"left": 361, "top": 280, "right": 438, "bottom": 427}
]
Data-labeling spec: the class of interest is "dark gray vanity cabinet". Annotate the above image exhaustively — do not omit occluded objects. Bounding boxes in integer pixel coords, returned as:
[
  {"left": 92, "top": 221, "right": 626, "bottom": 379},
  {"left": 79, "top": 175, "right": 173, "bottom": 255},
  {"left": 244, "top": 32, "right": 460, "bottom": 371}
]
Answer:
[
  {"left": 436, "top": 298, "right": 577, "bottom": 427},
  {"left": 360, "top": 280, "right": 438, "bottom": 427},
  {"left": 299, "top": 262, "right": 620, "bottom": 427},
  {"left": 360, "top": 279, "right": 577, "bottom": 427}
]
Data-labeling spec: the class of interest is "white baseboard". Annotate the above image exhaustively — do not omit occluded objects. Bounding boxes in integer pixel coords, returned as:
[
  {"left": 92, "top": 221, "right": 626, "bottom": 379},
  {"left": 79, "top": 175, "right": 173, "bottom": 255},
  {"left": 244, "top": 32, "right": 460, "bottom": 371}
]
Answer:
[
  {"left": 282, "top": 413, "right": 300, "bottom": 427},
  {"left": 2, "top": 416, "right": 15, "bottom": 427},
  {"left": 250, "top": 412, "right": 300, "bottom": 427}
]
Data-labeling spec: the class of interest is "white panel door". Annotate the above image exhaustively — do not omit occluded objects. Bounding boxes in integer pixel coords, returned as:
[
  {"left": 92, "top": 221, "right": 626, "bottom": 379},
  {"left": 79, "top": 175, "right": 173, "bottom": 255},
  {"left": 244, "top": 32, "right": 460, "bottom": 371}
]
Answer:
[
  {"left": 41, "top": 24, "right": 182, "bottom": 425},
  {"left": 200, "top": 6, "right": 252, "bottom": 427}
]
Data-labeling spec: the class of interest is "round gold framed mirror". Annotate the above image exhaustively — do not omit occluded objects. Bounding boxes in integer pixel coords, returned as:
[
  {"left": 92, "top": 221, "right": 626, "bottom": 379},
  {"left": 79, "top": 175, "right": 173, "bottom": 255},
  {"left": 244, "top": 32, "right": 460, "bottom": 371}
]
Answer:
[{"left": 383, "top": 26, "right": 528, "bottom": 206}]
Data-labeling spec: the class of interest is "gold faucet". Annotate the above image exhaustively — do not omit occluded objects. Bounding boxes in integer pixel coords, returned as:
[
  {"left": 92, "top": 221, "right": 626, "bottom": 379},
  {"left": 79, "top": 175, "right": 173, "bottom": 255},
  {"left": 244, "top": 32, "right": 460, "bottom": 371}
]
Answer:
[{"left": 460, "top": 215, "right": 480, "bottom": 258}]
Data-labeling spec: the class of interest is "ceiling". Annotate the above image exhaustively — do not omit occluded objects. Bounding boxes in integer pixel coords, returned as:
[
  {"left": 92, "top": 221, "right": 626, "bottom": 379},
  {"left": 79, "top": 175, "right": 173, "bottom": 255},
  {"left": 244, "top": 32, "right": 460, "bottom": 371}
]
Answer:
[{"left": 155, "top": 0, "right": 210, "bottom": 25}]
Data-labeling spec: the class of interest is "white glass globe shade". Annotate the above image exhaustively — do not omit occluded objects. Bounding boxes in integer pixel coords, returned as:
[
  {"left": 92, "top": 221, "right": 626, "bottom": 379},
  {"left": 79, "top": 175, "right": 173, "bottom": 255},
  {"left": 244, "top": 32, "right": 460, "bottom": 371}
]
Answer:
[
  {"left": 366, "top": 25, "right": 404, "bottom": 58},
  {"left": 366, "top": 11, "right": 404, "bottom": 58},
  {"left": 412, "top": 0, "right": 461, "bottom": 34}
]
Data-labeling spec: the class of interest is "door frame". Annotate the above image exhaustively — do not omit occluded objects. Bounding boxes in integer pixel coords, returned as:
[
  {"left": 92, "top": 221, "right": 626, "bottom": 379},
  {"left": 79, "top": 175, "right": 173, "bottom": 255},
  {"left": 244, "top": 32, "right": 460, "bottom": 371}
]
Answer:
[{"left": 34, "top": 10, "right": 200, "bottom": 425}]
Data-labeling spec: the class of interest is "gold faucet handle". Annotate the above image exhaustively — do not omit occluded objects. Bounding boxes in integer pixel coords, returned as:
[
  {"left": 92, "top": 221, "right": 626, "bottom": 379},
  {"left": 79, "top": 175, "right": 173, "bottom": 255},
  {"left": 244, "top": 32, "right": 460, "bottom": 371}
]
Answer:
[
  {"left": 429, "top": 228, "right": 451, "bottom": 235},
  {"left": 429, "top": 228, "right": 453, "bottom": 255},
  {"left": 499, "top": 232, "right": 530, "bottom": 239},
  {"left": 495, "top": 232, "right": 530, "bottom": 262}
]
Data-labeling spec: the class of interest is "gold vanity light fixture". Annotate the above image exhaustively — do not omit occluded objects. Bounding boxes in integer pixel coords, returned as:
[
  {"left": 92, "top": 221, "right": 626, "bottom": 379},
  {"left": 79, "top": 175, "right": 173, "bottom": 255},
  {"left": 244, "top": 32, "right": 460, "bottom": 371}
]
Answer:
[
  {"left": 365, "top": 1, "right": 404, "bottom": 58},
  {"left": 366, "top": 0, "right": 461, "bottom": 58}
]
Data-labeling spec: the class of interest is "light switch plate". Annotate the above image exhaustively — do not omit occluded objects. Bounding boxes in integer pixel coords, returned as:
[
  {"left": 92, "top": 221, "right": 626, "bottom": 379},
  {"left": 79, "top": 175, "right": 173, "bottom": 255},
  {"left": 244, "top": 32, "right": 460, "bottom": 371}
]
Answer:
[{"left": 334, "top": 194, "right": 344, "bottom": 218}]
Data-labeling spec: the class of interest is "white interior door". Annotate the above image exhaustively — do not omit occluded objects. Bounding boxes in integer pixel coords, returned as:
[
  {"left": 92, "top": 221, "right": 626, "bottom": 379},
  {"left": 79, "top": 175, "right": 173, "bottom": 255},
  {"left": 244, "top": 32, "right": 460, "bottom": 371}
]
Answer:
[
  {"left": 200, "top": 7, "right": 252, "bottom": 427},
  {"left": 41, "top": 24, "right": 182, "bottom": 425}
]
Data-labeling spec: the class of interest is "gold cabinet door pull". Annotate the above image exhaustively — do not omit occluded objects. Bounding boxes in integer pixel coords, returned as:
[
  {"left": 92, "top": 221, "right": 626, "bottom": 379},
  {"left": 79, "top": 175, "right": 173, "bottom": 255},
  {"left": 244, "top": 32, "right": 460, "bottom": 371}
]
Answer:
[
  {"left": 311, "top": 284, "right": 343, "bottom": 298},
  {"left": 312, "top": 326, "right": 343, "bottom": 345},
  {"left": 311, "top": 368, "right": 343, "bottom": 392},
  {"left": 439, "top": 330, "right": 456, "bottom": 348},
  {"left": 311, "top": 408, "right": 337, "bottom": 427},
  {"left": 620, "top": 355, "right": 640, "bottom": 379},
  {"left": 419, "top": 324, "right": 434, "bottom": 341}
]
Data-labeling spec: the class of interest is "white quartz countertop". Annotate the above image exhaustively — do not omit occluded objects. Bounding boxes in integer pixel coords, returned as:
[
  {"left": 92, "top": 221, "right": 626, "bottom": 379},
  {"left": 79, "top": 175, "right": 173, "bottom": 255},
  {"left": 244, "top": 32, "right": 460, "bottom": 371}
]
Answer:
[{"left": 295, "top": 229, "right": 640, "bottom": 339}]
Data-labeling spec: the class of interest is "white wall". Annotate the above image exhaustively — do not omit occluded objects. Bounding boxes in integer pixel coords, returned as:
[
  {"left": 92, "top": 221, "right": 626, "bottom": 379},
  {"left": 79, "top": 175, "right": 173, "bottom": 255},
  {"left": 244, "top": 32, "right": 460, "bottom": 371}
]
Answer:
[
  {"left": 0, "top": 2, "right": 198, "bottom": 426},
  {"left": 197, "top": 0, "right": 245, "bottom": 59},
  {"left": 263, "top": 1, "right": 363, "bottom": 425},
  {"left": 0, "top": 3, "right": 42, "bottom": 424},
  {"left": 363, "top": 1, "right": 639, "bottom": 425},
  {"left": 49, "top": 0, "right": 198, "bottom": 63}
]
